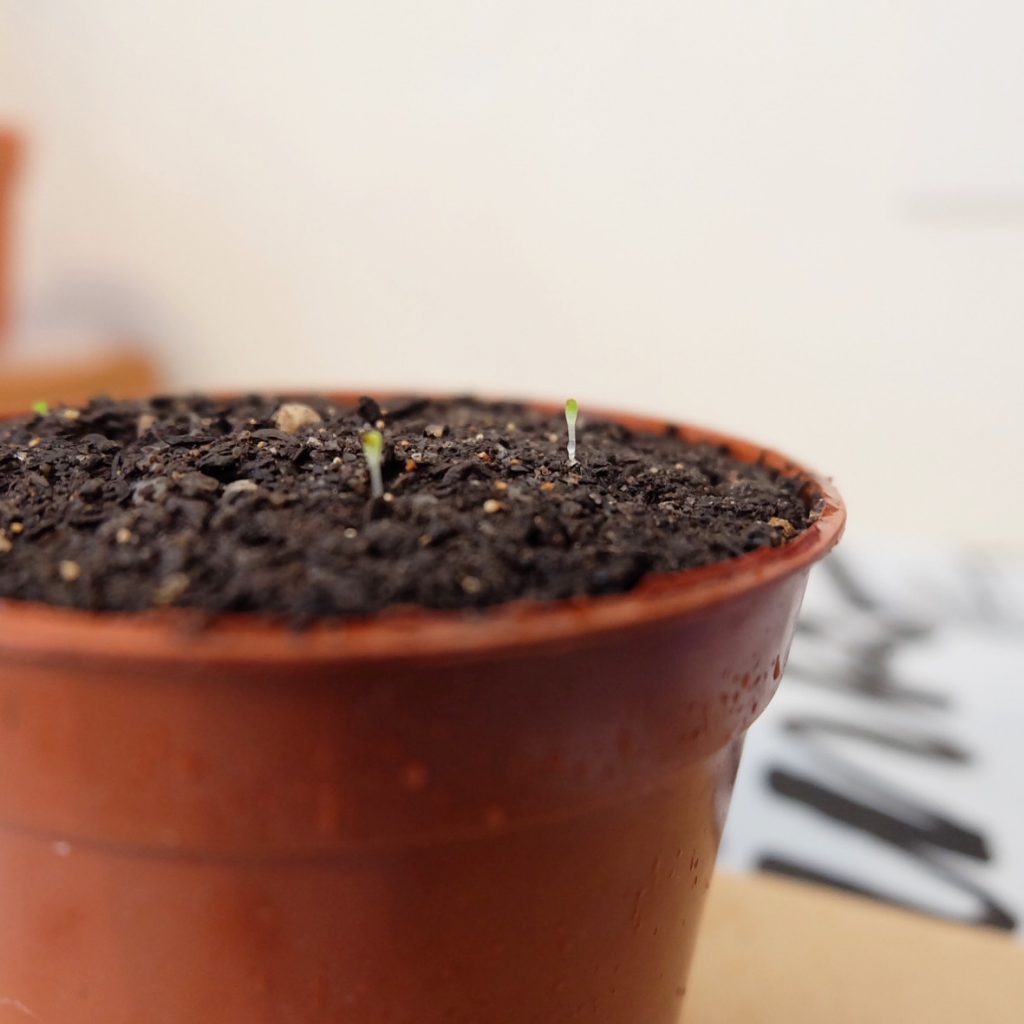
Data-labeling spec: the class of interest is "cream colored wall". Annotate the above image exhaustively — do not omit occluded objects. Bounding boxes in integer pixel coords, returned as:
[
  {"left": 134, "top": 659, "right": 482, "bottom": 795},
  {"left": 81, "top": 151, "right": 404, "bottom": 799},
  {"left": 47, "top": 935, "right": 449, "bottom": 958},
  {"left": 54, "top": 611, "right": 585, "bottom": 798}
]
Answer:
[{"left": 2, "top": 3, "right": 1022, "bottom": 547}]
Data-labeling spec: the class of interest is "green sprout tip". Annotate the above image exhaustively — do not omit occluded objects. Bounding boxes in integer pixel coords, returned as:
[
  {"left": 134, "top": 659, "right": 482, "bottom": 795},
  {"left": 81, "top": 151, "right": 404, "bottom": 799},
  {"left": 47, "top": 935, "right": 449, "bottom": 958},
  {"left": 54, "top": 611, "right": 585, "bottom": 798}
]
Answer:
[
  {"left": 564, "top": 398, "right": 579, "bottom": 465},
  {"left": 31, "top": 400, "right": 49, "bottom": 416},
  {"left": 360, "top": 429, "right": 384, "bottom": 499}
]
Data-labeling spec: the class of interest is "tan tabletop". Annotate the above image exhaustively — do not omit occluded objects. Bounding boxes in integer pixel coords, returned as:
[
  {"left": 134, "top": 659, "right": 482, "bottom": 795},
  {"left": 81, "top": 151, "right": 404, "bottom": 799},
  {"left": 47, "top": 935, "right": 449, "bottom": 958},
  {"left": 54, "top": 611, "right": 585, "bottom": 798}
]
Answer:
[{"left": 687, "top": 873, "right": 1024, "bottom": 1023}]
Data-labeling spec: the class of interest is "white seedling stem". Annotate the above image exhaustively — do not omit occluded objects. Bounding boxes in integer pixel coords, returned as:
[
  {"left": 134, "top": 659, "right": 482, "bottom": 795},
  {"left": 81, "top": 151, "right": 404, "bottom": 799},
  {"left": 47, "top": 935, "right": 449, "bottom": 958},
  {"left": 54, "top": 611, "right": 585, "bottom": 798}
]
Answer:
[
  {"left": 565, "top": 399, "right": 579, "bottom": 466},
  {"left": 361, "top": 430, "right": 384, "bottom": 499},
  {"left": 368, "top": 459, "right": 383, "bottom": 499}
]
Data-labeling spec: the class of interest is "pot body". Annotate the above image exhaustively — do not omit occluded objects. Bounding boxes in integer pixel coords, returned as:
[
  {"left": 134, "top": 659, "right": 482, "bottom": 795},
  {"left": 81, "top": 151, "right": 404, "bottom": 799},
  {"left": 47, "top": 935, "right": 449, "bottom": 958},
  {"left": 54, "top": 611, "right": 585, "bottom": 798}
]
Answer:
[{"left": 0, "top": 568, "right": 809, "bottom": 1024}]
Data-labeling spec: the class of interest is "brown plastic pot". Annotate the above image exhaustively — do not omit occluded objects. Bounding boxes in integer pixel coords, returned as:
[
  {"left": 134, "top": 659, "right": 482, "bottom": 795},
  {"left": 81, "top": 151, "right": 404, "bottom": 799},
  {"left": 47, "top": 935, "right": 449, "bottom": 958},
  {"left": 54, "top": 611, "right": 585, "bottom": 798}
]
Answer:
[{"left": 0, "top": 398, "right": 844, "bottom": 1024}]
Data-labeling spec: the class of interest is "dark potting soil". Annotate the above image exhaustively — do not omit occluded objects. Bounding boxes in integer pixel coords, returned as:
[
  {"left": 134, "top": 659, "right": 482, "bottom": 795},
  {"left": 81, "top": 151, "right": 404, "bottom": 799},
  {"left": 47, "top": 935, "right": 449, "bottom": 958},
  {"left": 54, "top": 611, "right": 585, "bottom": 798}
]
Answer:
[{"left": 0, "top": 395, "right": 816, "bottom": 619}]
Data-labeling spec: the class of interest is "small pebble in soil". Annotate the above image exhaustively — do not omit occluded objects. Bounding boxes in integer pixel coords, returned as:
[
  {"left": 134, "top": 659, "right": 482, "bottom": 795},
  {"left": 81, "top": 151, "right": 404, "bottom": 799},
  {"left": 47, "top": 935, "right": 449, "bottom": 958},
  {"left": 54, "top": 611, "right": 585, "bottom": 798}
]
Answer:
[
  {"left": 154, "top": 572, "right": 190, "bottom": 605},
  {"left": 224, "top": 479, "right": 259, "bottom": 496},
  {"left": 58, "top": 560, "right": 81, "bottom": 582},
  {"left": 0, "top": 394, "right": 817, "bottom": 618},
  {"left": 273, "top": 402, "right": 322, "bottom": 435},
  {"left": 768, "top": 516, "right": 796, "bottom": 537}
]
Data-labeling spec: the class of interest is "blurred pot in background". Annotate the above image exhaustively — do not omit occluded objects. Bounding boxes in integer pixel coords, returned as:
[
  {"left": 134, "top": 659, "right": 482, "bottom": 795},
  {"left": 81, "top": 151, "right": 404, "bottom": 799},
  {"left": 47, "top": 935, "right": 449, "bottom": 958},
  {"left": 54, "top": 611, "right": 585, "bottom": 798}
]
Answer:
[
  {"left": 0, "top": 127, "right": 161, "bottom": 413},
  {"left": 0, "top": 127, "right": 21, "bottom": 343}
]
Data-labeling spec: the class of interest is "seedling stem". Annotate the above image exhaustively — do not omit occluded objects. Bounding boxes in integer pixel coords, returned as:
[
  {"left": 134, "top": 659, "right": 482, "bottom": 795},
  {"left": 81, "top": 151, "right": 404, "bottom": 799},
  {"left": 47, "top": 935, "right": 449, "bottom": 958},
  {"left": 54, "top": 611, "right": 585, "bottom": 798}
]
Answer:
[
  {"left": 565, "top": 399, "right": 579, "bottom": 465},
  {"left": 361, "top": 429, "right": 384, "bottom": 499}
]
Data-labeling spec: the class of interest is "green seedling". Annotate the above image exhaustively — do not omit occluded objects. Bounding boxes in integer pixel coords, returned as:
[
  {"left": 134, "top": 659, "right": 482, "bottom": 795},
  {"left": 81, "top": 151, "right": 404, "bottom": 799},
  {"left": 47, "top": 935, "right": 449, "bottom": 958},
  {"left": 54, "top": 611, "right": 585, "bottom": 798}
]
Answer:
[
  {"left": 565, "top": 398, "right": 579, "bottom": 465},
  {"left": 360, "top": 429, "right": 384, "bottom": 499},
  {"left": 31, "top": 400, "right": 49, "bottom": 416}
]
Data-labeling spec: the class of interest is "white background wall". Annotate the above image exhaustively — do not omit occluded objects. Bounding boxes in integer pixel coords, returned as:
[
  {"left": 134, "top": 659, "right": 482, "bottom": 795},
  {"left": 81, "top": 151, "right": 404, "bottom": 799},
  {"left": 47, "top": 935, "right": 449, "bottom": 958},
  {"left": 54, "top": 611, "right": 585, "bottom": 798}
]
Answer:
[{"left": 2, "top": 2, "right": 1022, "bottom": 547}]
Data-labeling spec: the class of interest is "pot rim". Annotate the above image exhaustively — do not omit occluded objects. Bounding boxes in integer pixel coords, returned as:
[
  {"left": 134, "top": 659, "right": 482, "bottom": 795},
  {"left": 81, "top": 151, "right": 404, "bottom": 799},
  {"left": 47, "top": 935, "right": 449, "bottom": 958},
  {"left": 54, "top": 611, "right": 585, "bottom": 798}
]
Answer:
[{"left": 0, "top": 393, "right": 845, "bottom": 666}]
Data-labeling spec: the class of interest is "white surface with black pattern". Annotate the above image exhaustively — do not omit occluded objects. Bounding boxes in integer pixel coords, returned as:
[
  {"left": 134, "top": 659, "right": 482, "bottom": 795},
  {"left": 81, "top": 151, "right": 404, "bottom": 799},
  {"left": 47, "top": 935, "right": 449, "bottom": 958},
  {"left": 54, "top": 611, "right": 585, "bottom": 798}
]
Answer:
[{"left": 719, "top": 537, "right": 1024, "bottom": 937}]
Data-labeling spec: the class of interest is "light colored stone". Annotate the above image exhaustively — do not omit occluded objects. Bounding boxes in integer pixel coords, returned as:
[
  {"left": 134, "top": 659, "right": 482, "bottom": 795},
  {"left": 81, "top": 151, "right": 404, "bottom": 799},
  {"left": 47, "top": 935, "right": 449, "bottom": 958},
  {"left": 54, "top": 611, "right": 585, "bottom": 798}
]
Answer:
[
  {"left": 768, "top": 516, "right": 796, "bottom": 537},
  {"left": 272, "top": 402, "right": 322, "bottom": 434},
  {"left": 224, "top": 479, "right": 259, "bottom": 495},
  {"left": 154, "top": 572, "right": 190, "bottom": 605},
  {"left": 460, "top": 575, "right": 483, "bottom": 594}
]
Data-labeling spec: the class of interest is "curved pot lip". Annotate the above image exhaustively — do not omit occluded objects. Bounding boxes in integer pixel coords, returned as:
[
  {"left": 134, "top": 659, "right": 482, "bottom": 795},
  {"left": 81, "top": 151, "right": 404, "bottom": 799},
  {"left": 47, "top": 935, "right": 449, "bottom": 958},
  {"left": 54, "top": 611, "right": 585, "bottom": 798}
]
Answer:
[{"left": 0, "top": 393, "right": 846, "bottom": 667}]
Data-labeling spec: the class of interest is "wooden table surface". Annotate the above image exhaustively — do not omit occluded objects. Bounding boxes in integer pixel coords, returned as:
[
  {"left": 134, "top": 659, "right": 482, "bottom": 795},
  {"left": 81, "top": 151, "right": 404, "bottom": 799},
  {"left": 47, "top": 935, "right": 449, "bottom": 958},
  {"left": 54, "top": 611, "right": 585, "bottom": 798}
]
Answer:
[{"left": 686, "top": 873, "right": 1024, "bottom": 1023}]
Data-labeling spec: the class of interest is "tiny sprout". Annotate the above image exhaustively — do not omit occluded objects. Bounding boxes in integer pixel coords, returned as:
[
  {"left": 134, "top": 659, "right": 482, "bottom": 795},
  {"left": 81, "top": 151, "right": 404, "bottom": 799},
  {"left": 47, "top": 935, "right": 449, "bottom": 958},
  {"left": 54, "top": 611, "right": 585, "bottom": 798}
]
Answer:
[
  {"left": 564, "top": 398, "right": 579, "bottom": 465},
  {"left": 360, "top": 429, "right": 384, "bottom": 499},
  {"left": 31, "top": 400, "right": 49, "bottom": 416}
]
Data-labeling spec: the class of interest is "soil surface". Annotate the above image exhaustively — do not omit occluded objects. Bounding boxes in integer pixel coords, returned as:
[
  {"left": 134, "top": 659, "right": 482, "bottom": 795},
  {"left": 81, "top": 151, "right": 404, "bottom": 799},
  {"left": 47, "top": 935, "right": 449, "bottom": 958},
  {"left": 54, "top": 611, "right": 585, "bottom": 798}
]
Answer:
[{"left": 0, "top": 395, "right": 816, "bottom": 618}]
